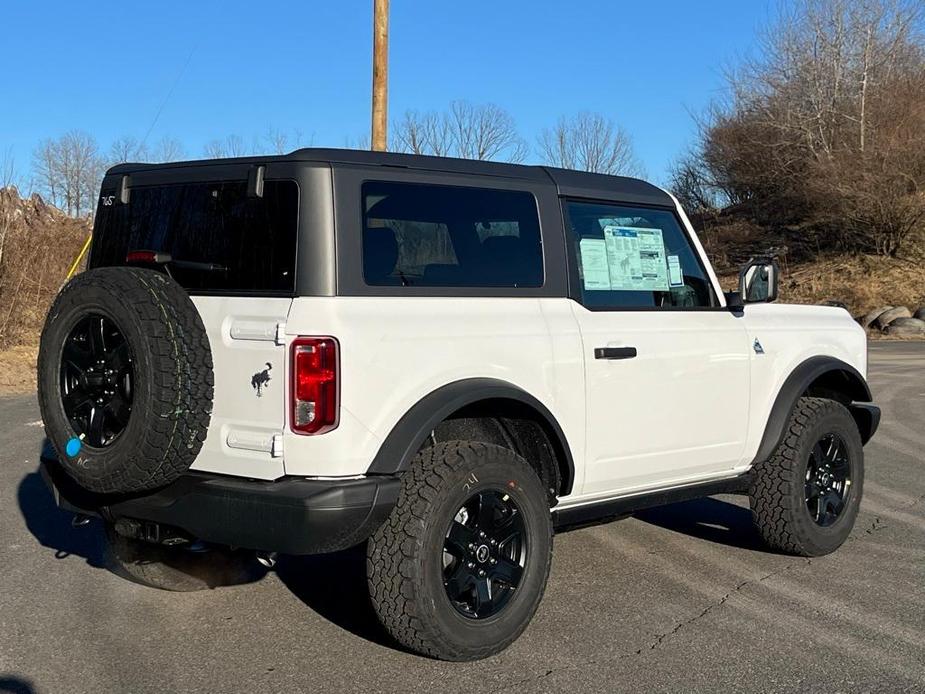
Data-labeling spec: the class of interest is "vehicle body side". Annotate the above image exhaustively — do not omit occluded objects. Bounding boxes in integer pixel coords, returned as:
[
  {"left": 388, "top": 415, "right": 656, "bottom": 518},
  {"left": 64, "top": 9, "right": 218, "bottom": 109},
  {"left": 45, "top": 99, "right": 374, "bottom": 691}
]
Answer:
[{"left": 94, "top": 150, "right": 872, "bottom": 509}]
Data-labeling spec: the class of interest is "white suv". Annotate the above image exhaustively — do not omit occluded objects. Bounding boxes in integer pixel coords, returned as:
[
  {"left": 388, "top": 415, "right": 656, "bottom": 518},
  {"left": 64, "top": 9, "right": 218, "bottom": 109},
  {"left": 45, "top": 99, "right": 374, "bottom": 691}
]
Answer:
[{"left": 37, "top": 149, "right": 879, "bottom": 660}]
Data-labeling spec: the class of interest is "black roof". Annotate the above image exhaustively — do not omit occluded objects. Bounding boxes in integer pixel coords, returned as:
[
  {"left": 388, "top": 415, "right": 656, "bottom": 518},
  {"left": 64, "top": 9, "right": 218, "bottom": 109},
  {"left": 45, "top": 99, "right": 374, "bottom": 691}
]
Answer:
[{"left": 107, "top": 147, "right": 674, "bottom": 208}]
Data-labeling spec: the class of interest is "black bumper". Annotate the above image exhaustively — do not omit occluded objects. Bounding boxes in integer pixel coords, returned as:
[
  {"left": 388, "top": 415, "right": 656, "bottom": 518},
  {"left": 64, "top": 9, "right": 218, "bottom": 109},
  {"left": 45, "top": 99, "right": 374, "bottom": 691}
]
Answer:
[{"left": 40, "top": 447, "right": 400, "bottom": 555}]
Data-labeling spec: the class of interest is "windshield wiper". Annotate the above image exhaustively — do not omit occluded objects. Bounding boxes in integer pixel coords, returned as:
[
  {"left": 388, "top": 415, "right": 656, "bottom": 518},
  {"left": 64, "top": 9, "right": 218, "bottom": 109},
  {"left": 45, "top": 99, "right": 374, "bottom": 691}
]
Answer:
[{"left": 126, "top": 250, "right": 228, "bottom": 272}]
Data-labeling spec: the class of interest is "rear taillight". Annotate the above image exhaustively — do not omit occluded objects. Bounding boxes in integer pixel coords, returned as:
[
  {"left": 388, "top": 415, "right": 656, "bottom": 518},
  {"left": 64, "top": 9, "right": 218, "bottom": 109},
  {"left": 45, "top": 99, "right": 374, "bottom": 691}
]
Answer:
[{"left": 290, "top": 337, "right": 339, "bottom": 435}]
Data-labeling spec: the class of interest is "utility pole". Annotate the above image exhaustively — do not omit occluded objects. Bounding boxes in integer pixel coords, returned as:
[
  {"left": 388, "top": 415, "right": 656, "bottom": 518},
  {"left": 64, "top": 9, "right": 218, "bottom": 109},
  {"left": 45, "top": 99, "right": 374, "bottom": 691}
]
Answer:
[{"left": 371, "top": 0, "right": 389, "bottom": 151}]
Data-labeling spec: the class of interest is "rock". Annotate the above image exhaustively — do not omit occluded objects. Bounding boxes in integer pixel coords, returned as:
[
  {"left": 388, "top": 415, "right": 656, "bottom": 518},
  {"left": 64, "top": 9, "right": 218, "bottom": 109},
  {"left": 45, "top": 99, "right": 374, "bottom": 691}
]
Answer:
[
  {"left": 915, "top": 307, "right": 925, "bottom": 321},
  {"left": 874, "top": 306, "right": 912, "bottom": 330},
  {"left": 860, "top": 306, "right": 893, "bottom": 329},
  {"left": 884, "top": 317, "right": 925, "bottom": 336}
]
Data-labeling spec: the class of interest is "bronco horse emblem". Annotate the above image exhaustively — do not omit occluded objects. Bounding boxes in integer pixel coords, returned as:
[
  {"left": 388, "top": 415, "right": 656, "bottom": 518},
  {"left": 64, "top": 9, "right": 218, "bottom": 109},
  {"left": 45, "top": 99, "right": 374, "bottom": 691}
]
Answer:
[{"left": 251, "top": 362, "right": 272, "bottom": 397}]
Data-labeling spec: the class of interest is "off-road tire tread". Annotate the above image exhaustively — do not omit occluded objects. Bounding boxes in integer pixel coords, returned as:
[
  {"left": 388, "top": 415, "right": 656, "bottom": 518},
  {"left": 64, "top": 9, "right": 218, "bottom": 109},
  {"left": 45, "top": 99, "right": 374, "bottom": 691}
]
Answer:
[
  {"left": 749, "top": 397, "right": 854, "bottom": 556},
  {"left": 38, "top": 267, "right": 213, "bottom": 494},
  {"left": 367, "top": 441, "right": 552, "bottom": 661}
]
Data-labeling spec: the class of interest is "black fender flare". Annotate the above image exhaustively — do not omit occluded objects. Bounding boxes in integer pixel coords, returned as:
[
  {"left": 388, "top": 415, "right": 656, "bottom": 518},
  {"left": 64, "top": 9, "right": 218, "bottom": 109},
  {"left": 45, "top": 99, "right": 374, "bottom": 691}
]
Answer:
[
  {"left": 752, "top": 356, "right": 878, "bottom": 465},
  {"left": 366, "top": 378, "right": 576, "bottom": 495}
]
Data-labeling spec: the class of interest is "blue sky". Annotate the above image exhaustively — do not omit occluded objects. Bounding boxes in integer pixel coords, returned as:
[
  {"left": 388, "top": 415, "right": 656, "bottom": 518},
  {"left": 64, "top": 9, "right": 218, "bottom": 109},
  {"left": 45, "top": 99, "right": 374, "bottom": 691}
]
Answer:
[{"left": 2, "top": 1, "right": 775, "bottom": 185}]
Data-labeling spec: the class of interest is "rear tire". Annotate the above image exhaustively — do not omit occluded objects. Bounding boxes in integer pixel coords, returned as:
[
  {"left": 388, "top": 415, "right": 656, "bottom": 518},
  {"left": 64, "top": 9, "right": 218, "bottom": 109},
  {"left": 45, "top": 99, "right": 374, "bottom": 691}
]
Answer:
[
  {"left": 749, "top": 397, "right": 864, "bottom": 557},
  {"left": 367, "top": 441, "right": 553, "bottom": 661},
  {"left": 104, "top": 524, "right": 263, "bottom": 592}
]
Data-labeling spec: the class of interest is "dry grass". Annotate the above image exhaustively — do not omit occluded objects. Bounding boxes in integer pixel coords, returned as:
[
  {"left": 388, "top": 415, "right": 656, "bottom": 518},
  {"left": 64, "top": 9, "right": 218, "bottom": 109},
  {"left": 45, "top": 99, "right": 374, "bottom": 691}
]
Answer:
[
  {"left": 0, "top": 344, "right": 37, "bottom": 395},
  {"left": 0, "top": 187, "right": 922, "bottom": 398},
  {"left": 716, "top": 253, "right": 925, "bottom": 318},
  {"left": 0, "top": 188, "right": 90, "bottom": 349}
]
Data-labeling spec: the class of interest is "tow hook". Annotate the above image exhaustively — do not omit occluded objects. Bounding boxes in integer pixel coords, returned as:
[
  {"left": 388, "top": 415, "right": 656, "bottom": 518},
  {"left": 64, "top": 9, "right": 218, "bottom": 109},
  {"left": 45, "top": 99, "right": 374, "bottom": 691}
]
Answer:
[
  {"left": 256, "top": 551, "right": 278, "bottom": 569},
  {"left": 71, "top": 513, "right": 92, "bottom": 528}
]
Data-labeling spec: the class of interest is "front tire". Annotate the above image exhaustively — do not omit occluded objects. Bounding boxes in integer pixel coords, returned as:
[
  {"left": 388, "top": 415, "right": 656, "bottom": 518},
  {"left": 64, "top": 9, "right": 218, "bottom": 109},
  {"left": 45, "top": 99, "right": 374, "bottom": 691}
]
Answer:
[
  {"left": 749, "top": 397, "right": 864, "bottom": 556},
  {"left": 367, "top": 441, "right": 553, "bottom": 661}
]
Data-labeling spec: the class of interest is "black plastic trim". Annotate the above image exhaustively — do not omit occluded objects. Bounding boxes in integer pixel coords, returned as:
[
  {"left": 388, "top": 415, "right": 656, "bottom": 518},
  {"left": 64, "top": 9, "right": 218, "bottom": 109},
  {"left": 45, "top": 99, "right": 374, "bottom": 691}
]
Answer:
[
  {"left": 332, "top": 165, "right": 569, "bottom": 298},
  {"left": 752, "top": 356, "right": 875, "bottom": 465},
  {"left": 848, "top": 402, "right": 881, "bottom": 444},
  {"left": 553, "top": 473, "right": 752, "bottom": 528},
  {"left": 40, "top": 449, "right": 400, "bottom": 555},
  {"left": 594, "top": 346, "right": 637, "bottom": 360},
  {"left": 366, "top": 378, "right": 576, "bottom": 496}
]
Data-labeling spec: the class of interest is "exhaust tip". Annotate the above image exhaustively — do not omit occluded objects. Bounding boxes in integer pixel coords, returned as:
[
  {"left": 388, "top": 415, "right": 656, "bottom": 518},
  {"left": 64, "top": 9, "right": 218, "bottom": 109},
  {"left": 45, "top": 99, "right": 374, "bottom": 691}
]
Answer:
[
  {"left": 71, "top": 514, "right": 92, "bottom": 528},
  {"left": 256, "top": 551, "right": 278, "bottom": 569}
]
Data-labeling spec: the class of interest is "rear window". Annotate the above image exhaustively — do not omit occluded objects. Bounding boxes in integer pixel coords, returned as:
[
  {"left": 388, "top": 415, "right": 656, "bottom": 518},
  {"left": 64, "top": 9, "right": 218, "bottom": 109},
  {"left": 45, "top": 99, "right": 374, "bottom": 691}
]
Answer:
[
  {"left": 91, "top": 179, "right": 299, "bottom": 293},
  {"left": 362, "top": 181, "right": 543, "bottom": 287}
]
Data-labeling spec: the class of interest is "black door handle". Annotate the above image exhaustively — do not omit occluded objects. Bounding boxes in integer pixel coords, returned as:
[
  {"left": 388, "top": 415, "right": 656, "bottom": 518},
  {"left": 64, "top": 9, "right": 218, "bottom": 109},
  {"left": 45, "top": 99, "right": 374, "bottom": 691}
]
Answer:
[{"left": 594, "top": 346, "right": 637, "bottom": 360}]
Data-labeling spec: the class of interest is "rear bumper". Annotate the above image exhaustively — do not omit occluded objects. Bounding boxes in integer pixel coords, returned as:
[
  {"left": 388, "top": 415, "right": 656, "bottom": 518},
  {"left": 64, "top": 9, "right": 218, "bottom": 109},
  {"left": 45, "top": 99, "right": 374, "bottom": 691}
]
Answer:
[{"left": 40, "top": 446, "right": 400, "bottom": 555}]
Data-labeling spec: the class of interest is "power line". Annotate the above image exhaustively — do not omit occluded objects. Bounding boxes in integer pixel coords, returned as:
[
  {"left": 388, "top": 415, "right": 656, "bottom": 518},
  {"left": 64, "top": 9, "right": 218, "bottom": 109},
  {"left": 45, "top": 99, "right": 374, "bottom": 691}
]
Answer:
[{"left": 140, "top": 45, "right": 196, "bottom": 148}]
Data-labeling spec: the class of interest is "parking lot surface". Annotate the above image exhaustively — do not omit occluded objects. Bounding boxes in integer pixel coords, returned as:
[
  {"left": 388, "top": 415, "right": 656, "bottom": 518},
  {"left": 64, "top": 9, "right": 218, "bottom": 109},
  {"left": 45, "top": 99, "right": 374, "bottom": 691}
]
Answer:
[{"left": 1, "top": 342, "right": 923, "bottom": 693}]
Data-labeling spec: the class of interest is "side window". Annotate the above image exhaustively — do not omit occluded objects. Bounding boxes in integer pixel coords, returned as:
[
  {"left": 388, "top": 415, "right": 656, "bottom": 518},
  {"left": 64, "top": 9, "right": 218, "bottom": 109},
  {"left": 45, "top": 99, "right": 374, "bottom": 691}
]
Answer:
[
  {"left": 362, "top": 181, "right": 543, "bottom": 287},
  {"left": 564, "top": 200, "right": 716, "bottom": 309}
]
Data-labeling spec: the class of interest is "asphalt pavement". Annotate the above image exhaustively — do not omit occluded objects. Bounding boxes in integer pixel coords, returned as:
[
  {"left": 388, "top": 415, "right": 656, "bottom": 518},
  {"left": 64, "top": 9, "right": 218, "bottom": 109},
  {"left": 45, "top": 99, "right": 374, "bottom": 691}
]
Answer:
[{"left": 1, "top": 342, "right": 923, "bottom": 693}]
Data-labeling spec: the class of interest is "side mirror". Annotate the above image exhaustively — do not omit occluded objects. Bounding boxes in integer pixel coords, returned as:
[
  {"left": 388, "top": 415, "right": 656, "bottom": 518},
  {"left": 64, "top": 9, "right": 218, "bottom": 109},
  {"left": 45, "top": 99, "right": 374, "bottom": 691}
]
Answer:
[{"left": 738, "top": 258, "right": 779, "bottom": 304}]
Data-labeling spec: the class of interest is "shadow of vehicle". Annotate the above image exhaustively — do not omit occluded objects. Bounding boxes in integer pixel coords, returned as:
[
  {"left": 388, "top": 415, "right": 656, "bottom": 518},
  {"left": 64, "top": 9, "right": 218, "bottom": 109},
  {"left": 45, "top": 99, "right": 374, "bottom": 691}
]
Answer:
[
  {"left": 17, "top": 469, "right": 106, "bottom": 568},
  {"left": 275, "top": 544, "right": 395, "bottom": 650},
  {"left": 0, "top": 675, "right": 37, "bottom": 694},
  {"left": 633, "top": 496, "right": 769, "bottom": 552},
  {"left": 19, "top": 440, "right": 268, "bottom": 589}
]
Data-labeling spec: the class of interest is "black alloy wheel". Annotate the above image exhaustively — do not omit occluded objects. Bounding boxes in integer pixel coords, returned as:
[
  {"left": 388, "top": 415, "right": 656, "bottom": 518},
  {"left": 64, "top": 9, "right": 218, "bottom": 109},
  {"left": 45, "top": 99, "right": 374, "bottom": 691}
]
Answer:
[
  {"left": 804, "top": 433, "right": 851, "bottom": 527},
  {"left": 60, "top": 313, "right": 134, "bottom": 448},
  {"left": 442, "top": 489, "right": 527, "bottom": 620}
]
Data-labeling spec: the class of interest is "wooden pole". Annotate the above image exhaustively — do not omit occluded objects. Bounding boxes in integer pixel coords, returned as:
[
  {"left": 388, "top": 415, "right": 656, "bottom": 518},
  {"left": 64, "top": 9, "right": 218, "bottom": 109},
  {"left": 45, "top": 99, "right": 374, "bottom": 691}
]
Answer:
[{"left": 371, "top": 0, "right": 389, "bottom": 151}]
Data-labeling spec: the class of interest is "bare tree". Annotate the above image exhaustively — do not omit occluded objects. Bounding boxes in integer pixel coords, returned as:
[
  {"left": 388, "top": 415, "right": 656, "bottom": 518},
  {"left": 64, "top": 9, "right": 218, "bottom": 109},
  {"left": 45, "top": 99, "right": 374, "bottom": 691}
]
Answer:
[
  {"left": 538, "top": 112, "right": 642, "bottom": 176},
  {"left": 108, "top": 136, "right": 149, "bottom": 166},
  {"left": 263, "top": 127, "right": 311, "bottom": 154},
  {"left": 203, "top": 134, "right": 250, "bottom": 159},
  {"left": 344, "top": 133, "right": 372, "bottom": 150},
  {"left": 32, "top": 130, "right": 103, "bottom": 216},
  {"left": 393, "top": 101, "right": 527, "bottom": 162},
  {"left": 679, "top": 0, "right": 925, "bottom": 256},
  {"left": 265, "top": 127, "right": 290, "bottom": 155},
  {"left": 667, "top": 150, "right": 719, "bottom": 213},
  {"left": 150, "top": 136, "right": 186, "bottom": 162},
  {"left": 393, "top": 111, "right": 429, "bottom": 155},
  {"left": 449, "top": 101, "right": 528, "bottom": 162},
  {"left": 1, "top": 146, "right": 16, "bottom": 189}
]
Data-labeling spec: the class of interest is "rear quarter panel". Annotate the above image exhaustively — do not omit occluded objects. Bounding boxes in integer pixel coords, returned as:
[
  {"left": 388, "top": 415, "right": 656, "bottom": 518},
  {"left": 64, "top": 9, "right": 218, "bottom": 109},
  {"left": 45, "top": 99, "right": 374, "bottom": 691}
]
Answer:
[{"left": 282, "top": 296, "right": 585, "bottom": 480}]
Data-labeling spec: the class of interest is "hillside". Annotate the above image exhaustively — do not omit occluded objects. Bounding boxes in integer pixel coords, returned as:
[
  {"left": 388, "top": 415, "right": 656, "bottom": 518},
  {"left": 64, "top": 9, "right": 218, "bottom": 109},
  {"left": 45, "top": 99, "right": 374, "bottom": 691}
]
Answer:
[
  {"left": 0, "top": 186, "right": 922, "bottom": 395},
  {"left": 0, "top": 187, "right": 90, "bottom": 393}
]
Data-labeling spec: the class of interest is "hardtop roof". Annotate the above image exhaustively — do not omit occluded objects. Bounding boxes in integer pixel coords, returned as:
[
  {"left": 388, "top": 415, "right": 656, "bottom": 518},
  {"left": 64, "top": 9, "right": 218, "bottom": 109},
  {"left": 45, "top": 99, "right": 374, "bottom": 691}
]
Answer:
[{"left": 106, "top": 147, "right": 675, "bottom": 207}]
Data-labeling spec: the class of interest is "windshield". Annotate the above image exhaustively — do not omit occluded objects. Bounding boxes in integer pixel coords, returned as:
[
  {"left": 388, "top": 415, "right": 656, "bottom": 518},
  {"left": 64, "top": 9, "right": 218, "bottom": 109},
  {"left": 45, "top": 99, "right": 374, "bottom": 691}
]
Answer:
[{"left": 90, "top": 179, "right": 299, "bottom": 294}]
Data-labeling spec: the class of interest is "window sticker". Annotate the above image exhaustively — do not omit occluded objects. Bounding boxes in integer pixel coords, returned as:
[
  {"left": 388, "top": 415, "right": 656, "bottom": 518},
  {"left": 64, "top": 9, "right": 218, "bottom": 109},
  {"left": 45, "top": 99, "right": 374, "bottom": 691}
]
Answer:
[
  {"left": 667, "top": 254, "right": 684, "bottom": 287},
  {"left": 579, "top": 238, "right": 612, "bottom": 290},
  {"left": 602, "top": 226, "right": 670, "bottom": 291}
]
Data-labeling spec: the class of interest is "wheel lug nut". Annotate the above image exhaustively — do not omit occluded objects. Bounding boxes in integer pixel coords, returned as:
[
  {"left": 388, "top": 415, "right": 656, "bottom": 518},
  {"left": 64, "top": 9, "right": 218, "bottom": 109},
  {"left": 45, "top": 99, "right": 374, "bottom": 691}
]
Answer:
[
  {"left": 490, "top": 558, "right": 497, "bottom": 565},
  {"left": 479, "top": 531, "right": 485, "bottom": 538},
  {"left": 490, "top": 538, "right": 497, "bottom": 546},
  {"left": 478, "top": 569, "right": 485, "bottom": 577},
  {"left": 467, "top": 562, "right": 474, "bottom": 569}
]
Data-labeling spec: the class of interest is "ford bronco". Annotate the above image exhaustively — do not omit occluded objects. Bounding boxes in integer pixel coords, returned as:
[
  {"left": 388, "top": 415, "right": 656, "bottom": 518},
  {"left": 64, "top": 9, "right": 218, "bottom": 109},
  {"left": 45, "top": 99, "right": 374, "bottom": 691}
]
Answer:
[{"left": 37, "top": 149, "right": 879, "bottom": 660}]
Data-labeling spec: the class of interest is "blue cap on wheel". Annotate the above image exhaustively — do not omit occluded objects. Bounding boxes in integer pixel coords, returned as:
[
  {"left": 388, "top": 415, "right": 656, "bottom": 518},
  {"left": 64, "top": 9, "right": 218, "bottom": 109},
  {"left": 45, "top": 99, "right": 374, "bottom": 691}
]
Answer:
[{"left": 65, "top": 437, "right": 81, "bottom": 457}]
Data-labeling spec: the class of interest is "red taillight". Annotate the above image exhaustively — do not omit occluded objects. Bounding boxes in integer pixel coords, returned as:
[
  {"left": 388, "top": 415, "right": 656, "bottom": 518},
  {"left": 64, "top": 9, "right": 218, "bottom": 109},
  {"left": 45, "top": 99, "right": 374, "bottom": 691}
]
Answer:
[{"left": 290, "top": 337, "right": 339, "bottom": 435}]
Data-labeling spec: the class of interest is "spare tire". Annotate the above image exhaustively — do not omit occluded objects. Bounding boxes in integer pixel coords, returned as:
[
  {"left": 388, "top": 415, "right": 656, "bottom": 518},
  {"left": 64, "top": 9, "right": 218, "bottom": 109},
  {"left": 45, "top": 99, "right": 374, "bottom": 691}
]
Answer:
[{"left": 38, "top": 267, "right": 213, "bottom": 494}]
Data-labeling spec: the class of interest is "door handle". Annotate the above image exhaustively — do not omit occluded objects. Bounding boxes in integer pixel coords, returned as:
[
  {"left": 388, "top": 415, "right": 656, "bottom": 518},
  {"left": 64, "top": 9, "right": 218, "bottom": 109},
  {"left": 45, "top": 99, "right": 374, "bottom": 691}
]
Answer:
[{"left": 594, "top": 346, "right": 637, "bottom": 360}]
